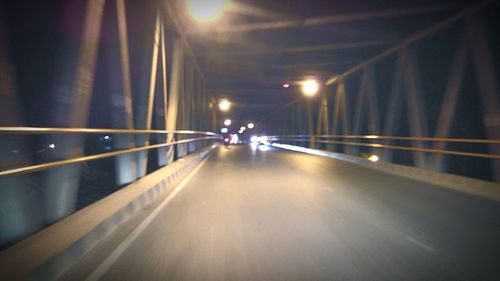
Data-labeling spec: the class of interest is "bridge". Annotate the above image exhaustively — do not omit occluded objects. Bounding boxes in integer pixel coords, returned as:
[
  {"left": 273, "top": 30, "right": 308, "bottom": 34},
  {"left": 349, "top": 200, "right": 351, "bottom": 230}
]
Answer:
[{"left": 0, "top": 0, "right": 499, "bottom": 280}]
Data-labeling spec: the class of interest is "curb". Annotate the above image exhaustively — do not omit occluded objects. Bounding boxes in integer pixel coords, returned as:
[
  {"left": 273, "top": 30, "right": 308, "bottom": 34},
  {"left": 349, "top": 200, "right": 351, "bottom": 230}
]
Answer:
[{"left": 0, "top": 144, "right": 218, "bottom": 281}]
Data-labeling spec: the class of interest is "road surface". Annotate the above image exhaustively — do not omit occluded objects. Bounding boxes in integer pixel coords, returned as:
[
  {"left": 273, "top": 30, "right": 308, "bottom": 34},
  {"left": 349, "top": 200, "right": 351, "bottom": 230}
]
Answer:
[{"left": 60, "top": 145, "right": 500, "bottom": 281}]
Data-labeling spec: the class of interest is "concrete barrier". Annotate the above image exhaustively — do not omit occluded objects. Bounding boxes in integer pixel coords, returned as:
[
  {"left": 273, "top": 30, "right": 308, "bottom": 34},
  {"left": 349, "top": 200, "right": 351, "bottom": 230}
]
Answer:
[{"left": 0, "top": 144, "right": 218, "bottom": 281}]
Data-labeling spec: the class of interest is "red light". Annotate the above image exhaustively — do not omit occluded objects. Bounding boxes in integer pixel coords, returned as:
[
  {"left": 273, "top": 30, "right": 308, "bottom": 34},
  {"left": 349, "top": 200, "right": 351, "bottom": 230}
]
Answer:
[{"left": 282, "top": 83, "right": 290, "bottom": 88}]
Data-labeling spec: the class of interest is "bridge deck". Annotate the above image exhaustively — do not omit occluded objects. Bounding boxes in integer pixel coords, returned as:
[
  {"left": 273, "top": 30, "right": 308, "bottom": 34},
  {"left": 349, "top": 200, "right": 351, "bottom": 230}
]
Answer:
[{"left": 61, "top": 145, "right": 500, "bottom": 281}]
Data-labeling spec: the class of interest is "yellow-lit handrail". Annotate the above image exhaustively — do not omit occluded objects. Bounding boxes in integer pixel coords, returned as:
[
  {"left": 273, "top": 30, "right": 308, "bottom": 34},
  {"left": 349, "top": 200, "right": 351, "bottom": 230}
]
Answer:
[
  {"left": 0, "top": 136, "right": 220, "bottom": 178},
  {"left": 0, "top": 127, "right": 220, "bottom": 136},
  {"left": 268, "top": 135, "right": 500, "bottom": 144},
  {"left": 268, "top": 136, "right": 500, "bottom": 159}
]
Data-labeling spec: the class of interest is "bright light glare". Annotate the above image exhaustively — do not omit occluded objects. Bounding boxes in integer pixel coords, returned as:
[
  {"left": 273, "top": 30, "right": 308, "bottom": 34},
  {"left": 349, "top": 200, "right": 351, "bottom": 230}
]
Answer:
[
  {"left": 221, "top": 127, "right": 228, "bottom": 133},
  {"left": 250, "top": 136, "right": 259, "bottom": 143},
  {"left": 258, "top": 145, "right": 271, "bottom": 152},
  {"left": 49, "top": 143, "right": 56, "bottom": 149},
  {"left": 302, "top": 79, "right": 320, "bottom": 96},
  {"left": 218, "top": 99, "right": 230, "bottom": 111},
  {"left": 240, "top": 126, "right": 246, "bottom": 131},
  {"left": 368, "top": 155, "right": 379, "bottom": 162},
  {"left": 224, "top": 137, "right": 229, "bottom": 143},
  {"left": 224, "top": 119, "right": 232, "bottom": 126},
  {"left": 187, "top": 0, "right": 227, "bottom": 22},
  {"left": 282, "top": 83, "right": 290, "bottom": 88},
  {"left": 257, "top": 136, "right": 269, "bottom": 145},
  {"left": 247, "top": 123, "right": 254, "bottom": 129},
  {"left": 230, "top": 134, "right": 239, "bottom": 144}
]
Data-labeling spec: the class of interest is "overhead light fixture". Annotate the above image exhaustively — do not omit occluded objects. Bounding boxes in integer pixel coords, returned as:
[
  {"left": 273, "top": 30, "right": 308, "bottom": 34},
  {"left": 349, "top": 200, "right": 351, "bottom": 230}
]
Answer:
[
  {"left": 186, "top": 0, "right": 227, "bottom": 22},
  {"left": 302, "top": 79, "right": 320, "bottom": 97},
  {"left": 218, "top": 99, "right": 231, "bottom": 111}
]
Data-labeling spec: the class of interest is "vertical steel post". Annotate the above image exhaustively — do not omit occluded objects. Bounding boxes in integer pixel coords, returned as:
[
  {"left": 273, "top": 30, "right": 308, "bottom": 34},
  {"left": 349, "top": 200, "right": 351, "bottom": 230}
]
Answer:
[
  {"left": 429, "top": 37, "right": 467, "bottom": 171},
  {"left": 157, "top": 15, "right": 169, "bottom": 166},
  {"left": 114, "top": 0, "right": 137, "bottom": 185},
  {"left": 307, "top": 100, "right": 315, "bottom": 148},
  {"left": 177, "top": 56, "right": 188, "bottom": 158},
  {"left": 466, "top": 18, "right": 500, "bottom": 181},
  {"left": 331, "top": 80, "right": 349, "bottom": 152},
  {"left": 166, "top": 39, "right": 183, "bottom": 164},
  {"left": 352, "top": 72, "right": 368, "bottom": 155},
  {"left": 0, "top": 22, "right": 43, "bottom": 246},
  {"left": 382, "top": 54, "right": 404, "bottom": 162},
  {"left": 401, "top": 47, "right": 429, "bottom": 168},
  {"left": 43, "top": 0, "right": 106, "bottom": 223},
  {"left": 136, "top": 12, "right": 161, "bottom": 177}
]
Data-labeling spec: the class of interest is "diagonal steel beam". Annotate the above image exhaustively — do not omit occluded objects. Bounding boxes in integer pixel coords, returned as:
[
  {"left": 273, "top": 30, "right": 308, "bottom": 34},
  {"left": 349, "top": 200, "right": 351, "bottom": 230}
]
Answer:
[
  {"left": 207, "top": 3, "right": 462, "bottom": 33},
  {"left": 429, "top": 36, "right": 468, "bottom": 171},
  {"left": 326, "top": 0, "right": 495, "bottom": 85}
]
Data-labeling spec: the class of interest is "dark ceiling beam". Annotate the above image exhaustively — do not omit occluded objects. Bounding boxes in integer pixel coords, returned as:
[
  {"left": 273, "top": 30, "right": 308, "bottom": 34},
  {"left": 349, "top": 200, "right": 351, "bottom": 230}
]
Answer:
[
  {"left": 192, "top": 3, "right": 462, "bottom": 34},
  {"left": 194, "top": 40, "right": 391, "bottom": 57},
  {"left": 202, "top": 61, "right": 357, "bottom": 70},
  {"left": 281, "top": 40, "right": 391, "bottom": 53}
]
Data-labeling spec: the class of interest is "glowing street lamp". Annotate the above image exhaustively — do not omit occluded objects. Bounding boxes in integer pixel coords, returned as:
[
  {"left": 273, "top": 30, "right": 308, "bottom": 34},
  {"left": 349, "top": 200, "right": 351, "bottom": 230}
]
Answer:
[
  {"left": 186, "top": 0, "right": 228, "bottom": 22},
  {"left": 247, "top": 123, "right": 254, "bottom": 129},
  {"left": 302, "top": 79, "right": 320, "bottom": 97},
  {"left": 224, "top": 119, "right": 232, "bottom": 126},
  {"left": 218, "top": 99, "right": 231, "bottom": 111}
]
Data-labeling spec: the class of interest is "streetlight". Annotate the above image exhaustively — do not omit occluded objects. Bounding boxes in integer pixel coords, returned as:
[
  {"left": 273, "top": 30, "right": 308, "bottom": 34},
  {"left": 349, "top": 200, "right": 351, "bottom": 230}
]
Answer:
[
  {"left": 186, "top": 0, "right": 228, "bottom": 22},
  {"left": 221, "top": 127, "right": 228, "bottom": 133},
  {"left": 240, "top": 126, "right": 246, "bottom": 131},
  {"left": 247, "top": 123, "right": 254, "bottom": 129},
  {"left": 218, "top": 99, "right": 231, "bottom": 111},
  {"left": 302, "top": 79, "right": 320, "bottom": 97},
  {"left": 224, "top": 119, "right": 232, "bottom": 126}
]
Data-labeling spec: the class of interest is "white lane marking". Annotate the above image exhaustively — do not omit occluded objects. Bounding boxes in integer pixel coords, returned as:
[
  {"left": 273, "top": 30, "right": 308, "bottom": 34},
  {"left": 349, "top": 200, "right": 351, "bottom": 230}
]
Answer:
[
  {"left": 85, "top": 156, "right": 212, "bottom": 281},
  {"left": 405, "top": 235, "right": 435, "bottom": 253}
]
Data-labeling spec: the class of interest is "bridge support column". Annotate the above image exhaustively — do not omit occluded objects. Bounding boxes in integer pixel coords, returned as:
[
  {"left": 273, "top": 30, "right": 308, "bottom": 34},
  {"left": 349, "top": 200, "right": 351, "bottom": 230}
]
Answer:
[
  {"left": 113, "top": 0, "right": 137, "bottom": 185},
  {"left": 135, "top": 12, "right": 161, "bottom": 177},
  {"left": 466, "top": 18, "right": 500, "bottom": 182},
  {"left": 42, "top": 0, "right": 105, "bottom": 223},
  {"left": 0, "top": 25, "right": 43, "bottom": 245},
  {"left": 166, "top": 39, "right": 183, "bottom": 163}
]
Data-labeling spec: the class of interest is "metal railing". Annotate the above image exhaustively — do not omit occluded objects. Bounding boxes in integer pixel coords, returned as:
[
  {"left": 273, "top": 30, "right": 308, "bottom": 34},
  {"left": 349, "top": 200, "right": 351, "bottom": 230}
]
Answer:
[
  {"left": 263, "top": 0, "right": 499, "bottom": 181},
  {"left": 0, "top": 127, "right": 221, "bottom": 178},
  {"left": 268, "top": 135, "right": 500, "bottom": 159}
]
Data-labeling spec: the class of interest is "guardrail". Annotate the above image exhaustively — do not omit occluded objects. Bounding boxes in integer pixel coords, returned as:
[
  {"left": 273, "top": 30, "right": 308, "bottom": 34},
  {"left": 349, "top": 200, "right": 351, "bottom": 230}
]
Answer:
[
  {"left": 268, "top": 135, "right": 500, "bottom": 160},
  {"left": 0, "top": 127, "right": 221, "bottom": 178}
]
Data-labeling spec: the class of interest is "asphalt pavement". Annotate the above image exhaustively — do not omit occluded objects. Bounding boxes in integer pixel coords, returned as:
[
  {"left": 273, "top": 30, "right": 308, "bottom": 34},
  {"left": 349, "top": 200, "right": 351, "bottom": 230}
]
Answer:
[{"left": 60, "top": 145, "right": 500, "bottom": 281}]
